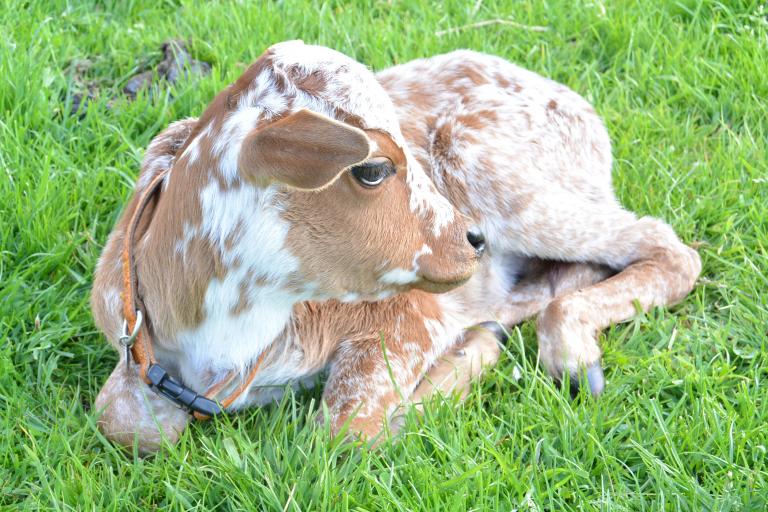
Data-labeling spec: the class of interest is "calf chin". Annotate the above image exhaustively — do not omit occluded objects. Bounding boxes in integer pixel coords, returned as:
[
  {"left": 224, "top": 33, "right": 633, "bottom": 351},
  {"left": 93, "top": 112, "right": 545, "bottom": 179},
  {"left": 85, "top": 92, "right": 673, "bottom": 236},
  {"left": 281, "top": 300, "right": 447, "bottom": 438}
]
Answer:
[{"left": 412, "top": 275, "right": 473, "bottom": 294}]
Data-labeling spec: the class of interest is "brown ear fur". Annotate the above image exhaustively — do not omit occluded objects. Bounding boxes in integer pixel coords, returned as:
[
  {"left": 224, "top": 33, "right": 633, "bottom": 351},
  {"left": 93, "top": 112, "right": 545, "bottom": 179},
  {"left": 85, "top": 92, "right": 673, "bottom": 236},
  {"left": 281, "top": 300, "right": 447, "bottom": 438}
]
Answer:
[{"left": 239, "top": 109, "right": 371, "bottom": 190}]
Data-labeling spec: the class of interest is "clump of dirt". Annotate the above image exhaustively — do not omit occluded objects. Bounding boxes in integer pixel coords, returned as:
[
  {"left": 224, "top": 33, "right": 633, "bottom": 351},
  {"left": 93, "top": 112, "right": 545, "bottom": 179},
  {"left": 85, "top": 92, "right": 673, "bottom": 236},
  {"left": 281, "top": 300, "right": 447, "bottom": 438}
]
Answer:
[
  {"left": 123, "top": 40, "right": 211, "bottom": 99},
  {"left": 65, "top": 59, "right": 102, "bottom": 119},
  {"left": 66, "top": 40, "right": 211, "bottom": 118}
]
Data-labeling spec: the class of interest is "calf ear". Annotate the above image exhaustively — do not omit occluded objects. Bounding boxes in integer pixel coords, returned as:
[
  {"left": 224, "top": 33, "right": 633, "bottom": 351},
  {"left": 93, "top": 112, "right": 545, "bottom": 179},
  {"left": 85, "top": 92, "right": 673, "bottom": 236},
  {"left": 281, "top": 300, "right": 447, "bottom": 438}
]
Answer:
[{"left": 239, "top": 109, "right": 371, "bottom": 190}]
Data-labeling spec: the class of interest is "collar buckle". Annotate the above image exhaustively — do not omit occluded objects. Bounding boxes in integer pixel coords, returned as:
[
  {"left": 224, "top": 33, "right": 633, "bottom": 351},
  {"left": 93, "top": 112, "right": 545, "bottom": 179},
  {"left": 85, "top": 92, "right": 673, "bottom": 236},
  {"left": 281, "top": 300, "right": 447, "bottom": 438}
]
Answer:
[{"left": 146, "top": 364, "right": 223, "bottom": 417}]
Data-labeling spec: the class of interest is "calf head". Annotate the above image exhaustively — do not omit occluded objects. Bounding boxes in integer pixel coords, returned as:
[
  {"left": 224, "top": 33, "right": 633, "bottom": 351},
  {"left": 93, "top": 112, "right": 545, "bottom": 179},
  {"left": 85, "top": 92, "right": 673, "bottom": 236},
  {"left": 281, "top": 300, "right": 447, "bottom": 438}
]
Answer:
[{"left": 178, "top": 41, "right": 481, "bottom": 304}]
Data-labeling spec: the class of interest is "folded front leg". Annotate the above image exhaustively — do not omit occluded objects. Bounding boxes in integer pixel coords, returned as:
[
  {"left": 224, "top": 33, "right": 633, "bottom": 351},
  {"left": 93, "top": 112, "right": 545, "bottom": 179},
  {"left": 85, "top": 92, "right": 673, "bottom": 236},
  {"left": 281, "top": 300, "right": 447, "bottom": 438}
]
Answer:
[
  {"left": 409, "top": 324, "right": 501, "bottom": 405},
  {"left": 94, "top": 359, "right": 190, "bottom": 455},
  {"left": 321, "top": 296, "right": 462, "bottom": 441},
  {"left": 322, "top": 337, "right": 423, "bottom": 441}
]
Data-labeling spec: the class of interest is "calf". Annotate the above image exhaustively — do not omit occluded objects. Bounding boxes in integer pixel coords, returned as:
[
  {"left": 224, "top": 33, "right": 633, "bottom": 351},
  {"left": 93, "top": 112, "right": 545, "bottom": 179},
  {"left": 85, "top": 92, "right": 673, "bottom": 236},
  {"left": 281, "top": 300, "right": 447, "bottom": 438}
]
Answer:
[{"left": 92, "top": 41, "right": 700, "bottom": 454}]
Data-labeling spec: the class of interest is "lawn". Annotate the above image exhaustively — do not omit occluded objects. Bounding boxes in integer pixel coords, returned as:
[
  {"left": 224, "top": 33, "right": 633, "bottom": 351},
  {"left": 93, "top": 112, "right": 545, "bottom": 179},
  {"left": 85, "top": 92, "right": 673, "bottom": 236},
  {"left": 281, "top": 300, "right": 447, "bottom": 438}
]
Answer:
[{"left": 1, "top": 0, "right": 766, "bottom": 509}]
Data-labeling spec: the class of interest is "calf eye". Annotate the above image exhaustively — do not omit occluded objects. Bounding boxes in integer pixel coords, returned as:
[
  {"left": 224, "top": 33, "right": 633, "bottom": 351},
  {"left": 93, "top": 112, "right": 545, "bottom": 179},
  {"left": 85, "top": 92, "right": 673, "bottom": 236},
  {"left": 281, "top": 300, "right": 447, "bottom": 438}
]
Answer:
[{"left": 350, "top": 157, "right": 396, "bottom": 188}]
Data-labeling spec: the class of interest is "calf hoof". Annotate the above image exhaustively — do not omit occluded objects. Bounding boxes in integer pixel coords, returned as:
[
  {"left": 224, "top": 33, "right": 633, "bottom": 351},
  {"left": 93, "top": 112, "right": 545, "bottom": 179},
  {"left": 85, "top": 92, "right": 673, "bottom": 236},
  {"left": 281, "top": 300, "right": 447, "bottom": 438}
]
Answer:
[{"left": 568, "top": 362, "right": 605, "bottom": 398}]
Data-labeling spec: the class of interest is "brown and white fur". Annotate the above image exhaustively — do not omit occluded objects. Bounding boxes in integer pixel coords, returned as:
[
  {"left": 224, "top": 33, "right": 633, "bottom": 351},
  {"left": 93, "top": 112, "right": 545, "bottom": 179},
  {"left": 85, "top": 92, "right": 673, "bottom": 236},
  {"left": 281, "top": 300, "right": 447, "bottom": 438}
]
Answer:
[{"left": 91, "top": 41, "right": 701, "bottom": 454}]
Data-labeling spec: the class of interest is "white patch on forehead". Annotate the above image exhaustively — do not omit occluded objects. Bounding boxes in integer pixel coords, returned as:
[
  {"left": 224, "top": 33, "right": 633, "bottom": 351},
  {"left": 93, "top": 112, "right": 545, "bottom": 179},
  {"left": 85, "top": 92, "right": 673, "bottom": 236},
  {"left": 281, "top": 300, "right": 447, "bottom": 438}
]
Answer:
[
  {"left": 268, "top": 40, "right": 405, "bottom": 142},
  {"left": 208, "top": 41, "right": 412, "bottom": 187},
  {"left": 207, "top": 71, "right": 293, "bottom": 185},
  {"left": 252, "top": 71, "right": 289, "bottom": 116},
  {"left": 213, "top": 67, "right": 336, "bottom": 184}
]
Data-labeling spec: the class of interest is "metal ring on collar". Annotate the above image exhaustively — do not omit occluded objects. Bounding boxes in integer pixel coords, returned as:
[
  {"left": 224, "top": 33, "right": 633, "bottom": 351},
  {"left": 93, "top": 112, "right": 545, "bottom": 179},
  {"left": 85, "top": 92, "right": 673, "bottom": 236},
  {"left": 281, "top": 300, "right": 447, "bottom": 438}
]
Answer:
[{"left": 118, "top": 309, "right": 143, "bottom": 348}]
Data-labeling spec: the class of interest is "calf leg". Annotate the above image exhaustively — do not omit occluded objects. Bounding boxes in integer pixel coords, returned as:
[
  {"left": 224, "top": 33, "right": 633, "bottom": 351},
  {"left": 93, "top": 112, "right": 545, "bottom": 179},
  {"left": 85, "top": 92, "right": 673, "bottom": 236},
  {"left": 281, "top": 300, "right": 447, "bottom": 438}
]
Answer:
[
  {"left": 408, "top": 260, "right": 613, "bottom": 403},
  {"left": 94, "top": 360, "right": 190, "bottom": 455},
  {"left": 516, "top": 203, "right": 701, "bottom": 393},
  {"left": 395, "top": 261, "right": 613, "bottom": 412},
  {"left": 322, "top": 294, "right": 483, "bottom": 441},
  {"left": 496, "top": 260, "right": 615, "bottom": 327},
  {"left": 322, "top": 335, "right": 426, "bottom": 441},
  {"left": 324, "top": 324, "right": 501, "bottom": 441},
  {"left": 408, "top": 325, "right": 501, "bottom": 405}
]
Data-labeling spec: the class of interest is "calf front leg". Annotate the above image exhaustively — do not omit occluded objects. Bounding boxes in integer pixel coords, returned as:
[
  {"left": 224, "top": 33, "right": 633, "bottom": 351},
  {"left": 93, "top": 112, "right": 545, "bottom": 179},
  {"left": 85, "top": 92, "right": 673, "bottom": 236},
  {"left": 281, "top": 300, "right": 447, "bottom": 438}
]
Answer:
[
  {"left": 321, "top": 300, "right": 463, "bottom": 441},
  {"left": 322, "top": 335, "right": 426, "bottom": 441},
  {"left": 409, "top": 324, "right": 501, "bottom": 405},
  {"left": 94, "top": 359, "right": 190, "bottom": 455},
  {"left": 323, "top": 319, "right": 502, "bottom": 441}
]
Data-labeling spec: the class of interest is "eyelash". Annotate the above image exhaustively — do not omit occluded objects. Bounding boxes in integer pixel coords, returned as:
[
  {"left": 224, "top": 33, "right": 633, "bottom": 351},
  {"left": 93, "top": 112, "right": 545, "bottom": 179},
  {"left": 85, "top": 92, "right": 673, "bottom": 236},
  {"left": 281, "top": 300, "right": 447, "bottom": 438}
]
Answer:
[{"left": 349, "top": 160, "right": 396, "bottom": 187}]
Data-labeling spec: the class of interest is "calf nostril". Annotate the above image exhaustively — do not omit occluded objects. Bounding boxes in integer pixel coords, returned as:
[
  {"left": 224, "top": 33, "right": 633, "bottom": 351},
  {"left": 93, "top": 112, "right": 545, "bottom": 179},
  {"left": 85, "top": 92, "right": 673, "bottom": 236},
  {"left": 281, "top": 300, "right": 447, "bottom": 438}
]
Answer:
[{"left": 466, "top": 226, "right": 486, "bottom": 255}]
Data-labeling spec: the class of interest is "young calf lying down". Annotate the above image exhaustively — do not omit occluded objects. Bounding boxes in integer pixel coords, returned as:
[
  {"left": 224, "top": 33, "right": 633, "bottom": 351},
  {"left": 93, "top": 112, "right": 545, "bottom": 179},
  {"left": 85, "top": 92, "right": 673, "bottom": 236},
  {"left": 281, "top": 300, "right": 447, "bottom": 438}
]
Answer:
[{"left": 92, "top": 41, "right": 701, "bottom": 454}]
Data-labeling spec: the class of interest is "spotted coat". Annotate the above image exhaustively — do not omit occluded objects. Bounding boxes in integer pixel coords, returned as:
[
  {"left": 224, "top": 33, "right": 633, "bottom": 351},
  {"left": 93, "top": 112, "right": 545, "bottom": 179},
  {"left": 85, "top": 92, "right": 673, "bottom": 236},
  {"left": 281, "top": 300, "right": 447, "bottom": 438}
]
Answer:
[{"left": 92, "top": 42, "right": 700, "bottom": 453}]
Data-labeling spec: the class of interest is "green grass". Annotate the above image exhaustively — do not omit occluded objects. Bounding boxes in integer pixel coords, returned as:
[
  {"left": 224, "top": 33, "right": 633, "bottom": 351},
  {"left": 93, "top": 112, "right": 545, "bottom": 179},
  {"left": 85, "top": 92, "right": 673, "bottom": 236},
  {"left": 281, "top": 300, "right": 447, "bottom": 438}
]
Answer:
[{"left": 1, "top": 0, "right": 766, "bottom": 509}]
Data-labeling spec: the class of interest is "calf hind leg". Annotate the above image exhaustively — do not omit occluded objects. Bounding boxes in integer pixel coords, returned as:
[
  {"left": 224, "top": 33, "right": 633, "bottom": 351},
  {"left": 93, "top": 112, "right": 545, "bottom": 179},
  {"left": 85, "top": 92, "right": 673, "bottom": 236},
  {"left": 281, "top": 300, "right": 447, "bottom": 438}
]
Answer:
[
  {"left": 489, "top": 260, "right": 615, "bottom": 394},
  {"left": 495, "top": 260, "right": 616, "bottom": 327},
  {"left": 520, "top": 202, "right": 701, "bottom": 395}
]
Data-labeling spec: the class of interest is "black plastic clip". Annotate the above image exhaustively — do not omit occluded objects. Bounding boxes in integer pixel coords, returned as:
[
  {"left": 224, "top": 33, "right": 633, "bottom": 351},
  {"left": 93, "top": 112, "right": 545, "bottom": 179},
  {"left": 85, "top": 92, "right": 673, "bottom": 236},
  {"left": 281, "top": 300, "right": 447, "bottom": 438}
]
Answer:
[{"left": 146, "top": 364, "right": 222, "bottom": 417}]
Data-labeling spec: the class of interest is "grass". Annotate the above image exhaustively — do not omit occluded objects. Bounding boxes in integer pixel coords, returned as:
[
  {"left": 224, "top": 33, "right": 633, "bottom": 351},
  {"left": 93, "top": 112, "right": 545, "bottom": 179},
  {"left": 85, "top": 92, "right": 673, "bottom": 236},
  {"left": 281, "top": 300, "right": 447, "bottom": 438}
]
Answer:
[{"left": 1, "top": 0, "right": 766, "bottom": 509}]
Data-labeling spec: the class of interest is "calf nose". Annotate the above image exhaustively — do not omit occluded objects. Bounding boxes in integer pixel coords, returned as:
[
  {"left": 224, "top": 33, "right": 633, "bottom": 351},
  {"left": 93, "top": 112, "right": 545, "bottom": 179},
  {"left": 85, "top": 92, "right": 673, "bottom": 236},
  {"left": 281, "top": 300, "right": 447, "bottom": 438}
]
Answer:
[{"left": 466, "top": 226, "right": 486, "bottom": 256}]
